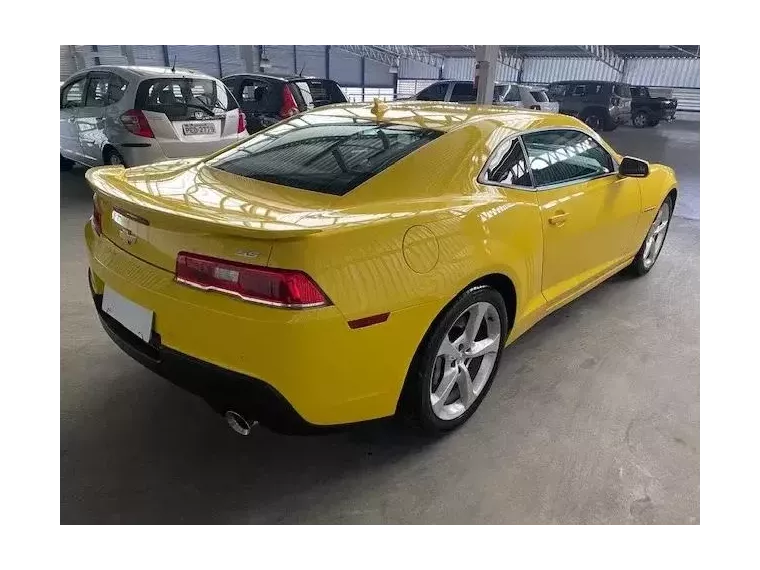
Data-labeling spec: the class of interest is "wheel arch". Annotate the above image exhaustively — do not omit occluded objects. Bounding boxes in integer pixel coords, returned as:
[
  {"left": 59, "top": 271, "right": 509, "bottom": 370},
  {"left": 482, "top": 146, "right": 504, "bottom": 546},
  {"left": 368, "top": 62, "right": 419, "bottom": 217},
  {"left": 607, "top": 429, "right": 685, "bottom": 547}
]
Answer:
[{"left": 102, "top": 144, "right": 119, "bottom": 165}]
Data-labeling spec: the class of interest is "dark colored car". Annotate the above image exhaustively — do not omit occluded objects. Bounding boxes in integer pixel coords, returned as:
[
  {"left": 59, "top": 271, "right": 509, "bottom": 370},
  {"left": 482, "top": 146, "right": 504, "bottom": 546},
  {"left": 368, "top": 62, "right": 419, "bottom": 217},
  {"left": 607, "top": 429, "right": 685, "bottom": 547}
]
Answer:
[
  {"left": 222, "top": 74, "right": 347, "bottom": 134},
  {"left": 630, "top": 86, "right": 678, "bottom": 128},
  {"left": 547, "top": 81, "right": 633, "bottom": 131}
]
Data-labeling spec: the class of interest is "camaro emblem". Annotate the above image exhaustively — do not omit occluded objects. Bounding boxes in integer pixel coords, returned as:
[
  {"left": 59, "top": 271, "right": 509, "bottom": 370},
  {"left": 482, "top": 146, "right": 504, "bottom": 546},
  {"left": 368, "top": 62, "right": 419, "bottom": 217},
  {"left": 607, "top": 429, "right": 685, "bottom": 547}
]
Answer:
[
  {"left": 194, "top": 111, "right": 204, "bottom": 120},
  {"left": 235, "top": 250, "right": 261, "bottom": 259},
  {"left": 118, "top": 227, "right": 137, "bottom": 245}
]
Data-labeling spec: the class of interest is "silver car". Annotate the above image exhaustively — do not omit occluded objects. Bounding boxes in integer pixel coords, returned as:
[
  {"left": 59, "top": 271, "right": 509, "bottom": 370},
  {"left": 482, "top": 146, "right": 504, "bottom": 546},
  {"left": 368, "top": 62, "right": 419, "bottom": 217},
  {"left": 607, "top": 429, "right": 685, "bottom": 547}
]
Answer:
[{"left": 60, "top": 65, "right": 247, "bottom": 170}]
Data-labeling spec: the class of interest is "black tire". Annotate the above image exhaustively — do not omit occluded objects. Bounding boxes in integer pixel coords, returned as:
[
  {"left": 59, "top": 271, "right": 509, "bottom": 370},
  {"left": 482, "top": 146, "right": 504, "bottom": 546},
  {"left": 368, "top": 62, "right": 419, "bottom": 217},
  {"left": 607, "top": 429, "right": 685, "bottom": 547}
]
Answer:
[
  {"left": 104, "top": 147, "right": 126, "bottom": 167},
  {"left": 648, "top": 118, "right": 660, "bottom": 127},
  {"left": 398, "top": 285, "right": 508, "bottom": 435},
  {"left": 60, "top": 154, "right": 74, "bottom": 171},
  {"left": 628, "top": 194, "right": 675, "bottom": 276},
  {"left": 582, "top": 113, "right": 604, "bottom": 132},
  {"left": 632, "top": 110, "right": 650, "bottom": 128}
]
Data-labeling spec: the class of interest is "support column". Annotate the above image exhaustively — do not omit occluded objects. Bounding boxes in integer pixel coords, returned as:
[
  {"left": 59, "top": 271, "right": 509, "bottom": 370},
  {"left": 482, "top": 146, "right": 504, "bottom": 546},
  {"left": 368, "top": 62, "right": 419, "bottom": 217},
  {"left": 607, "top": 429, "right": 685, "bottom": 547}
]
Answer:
[
  {"left": 474, "top": 45, "right": 499, "bottom": 104},
  {"left": 120, "top": 45, "right": 135, "bottom": 65},
  {"left": 241, "top": 45, "right": 255, "bottom": 73}
]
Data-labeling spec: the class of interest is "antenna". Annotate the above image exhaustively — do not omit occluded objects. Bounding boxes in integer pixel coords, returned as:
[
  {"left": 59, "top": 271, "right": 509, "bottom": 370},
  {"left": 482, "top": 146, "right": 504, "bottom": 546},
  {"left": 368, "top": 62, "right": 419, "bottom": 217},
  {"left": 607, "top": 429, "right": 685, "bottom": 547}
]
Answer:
[
  {"left": 298, "top": 62, "right": 306, "bottom": 77},
  {"left": 171, "top": 55, "right": 177, "bottom": 73}
]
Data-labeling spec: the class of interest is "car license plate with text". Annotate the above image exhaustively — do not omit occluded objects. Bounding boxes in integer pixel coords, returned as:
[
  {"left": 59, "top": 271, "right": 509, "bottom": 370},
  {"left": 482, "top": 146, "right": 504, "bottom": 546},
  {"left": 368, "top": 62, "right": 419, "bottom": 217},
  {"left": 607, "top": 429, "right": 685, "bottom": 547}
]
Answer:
[
  {"left": 102, "top": 287, "right": 154, "bottom": 343},
  {"left": 182, "top": 122, "right": 216, "bottom": 135}
]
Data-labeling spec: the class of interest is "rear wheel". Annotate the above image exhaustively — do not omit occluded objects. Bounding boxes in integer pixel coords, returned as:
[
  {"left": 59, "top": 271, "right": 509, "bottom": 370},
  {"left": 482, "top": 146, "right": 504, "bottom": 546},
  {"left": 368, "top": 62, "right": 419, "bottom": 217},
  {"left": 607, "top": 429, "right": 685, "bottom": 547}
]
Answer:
[
  {"left": 633, "top": 110, "right": 649, "bottom": 128},
  {"left": 400, "top": 286, "right": 507, "bottom": 434},
  {"left": 104, "top": 147, "right": 126, "bottom": 167},
  {"left": 583, "top": 113, "right": 604, "bottom": 131}
]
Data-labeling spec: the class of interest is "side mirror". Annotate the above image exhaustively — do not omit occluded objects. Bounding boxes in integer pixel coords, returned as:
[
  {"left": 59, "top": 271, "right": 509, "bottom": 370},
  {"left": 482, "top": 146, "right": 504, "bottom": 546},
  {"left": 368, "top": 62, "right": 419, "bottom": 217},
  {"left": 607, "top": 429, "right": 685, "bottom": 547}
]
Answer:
[{"left": 619, "top": 156, "right": 650, "bottom": 178}]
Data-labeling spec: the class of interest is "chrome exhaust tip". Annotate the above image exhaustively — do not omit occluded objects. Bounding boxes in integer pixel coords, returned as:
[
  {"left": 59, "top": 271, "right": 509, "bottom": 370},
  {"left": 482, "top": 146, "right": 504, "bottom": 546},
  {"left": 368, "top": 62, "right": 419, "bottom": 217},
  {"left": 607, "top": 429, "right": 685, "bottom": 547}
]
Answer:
[{"left": 225, "top": 410, "right": 256, "bottom": 436}]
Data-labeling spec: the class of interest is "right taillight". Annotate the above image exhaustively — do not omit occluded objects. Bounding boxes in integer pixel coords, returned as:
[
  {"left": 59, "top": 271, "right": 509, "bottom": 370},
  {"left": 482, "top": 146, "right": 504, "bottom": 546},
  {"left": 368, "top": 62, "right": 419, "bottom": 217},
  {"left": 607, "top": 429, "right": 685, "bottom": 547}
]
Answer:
[
  {"left": 175, "top": 252, "right": 330, "bottom": 309},
  {"left": 279, "top": 85, "right": 300, "bottom": 119},
  {"left": 120, "top": 109, "right": 155, "bottom": 138},
  {"left": 91, "top": 196, "right": 102, "bottom": 236},
  {"left": 237, "top": 109, "right": 246, "bottom": 133}
]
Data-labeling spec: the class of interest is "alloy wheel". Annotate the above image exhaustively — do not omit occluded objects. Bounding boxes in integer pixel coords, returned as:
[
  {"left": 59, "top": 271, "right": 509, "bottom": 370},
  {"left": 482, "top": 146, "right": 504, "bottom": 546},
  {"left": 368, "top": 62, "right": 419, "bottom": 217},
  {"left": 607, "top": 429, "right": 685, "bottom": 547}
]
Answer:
[
  {"left": 430, "top": 301, "right": 501, "bottom": 421},
  {"left": 634, "top": 112, "right": 648, "bottom": 127},
  {"left": 585, "top": 115, "right": 602, "bottom": 131},
  {"left": 642, "top": 201, "right": 671, "bottom": 269}
]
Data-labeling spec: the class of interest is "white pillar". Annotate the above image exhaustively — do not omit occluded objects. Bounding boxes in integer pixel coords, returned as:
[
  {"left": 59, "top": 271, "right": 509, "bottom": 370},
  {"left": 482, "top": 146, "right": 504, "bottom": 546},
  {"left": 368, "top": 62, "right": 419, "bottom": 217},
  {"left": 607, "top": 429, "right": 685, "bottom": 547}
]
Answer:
[{"left": 474, "top": 45, "right": 499, "bottom": 104}]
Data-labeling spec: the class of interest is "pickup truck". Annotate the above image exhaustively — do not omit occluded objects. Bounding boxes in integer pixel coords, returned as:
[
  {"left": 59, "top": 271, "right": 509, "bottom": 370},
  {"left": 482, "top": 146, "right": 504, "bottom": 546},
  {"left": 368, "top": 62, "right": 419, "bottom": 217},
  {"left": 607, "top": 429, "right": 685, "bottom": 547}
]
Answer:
[{"left": 631, "top": 86, "right": 678, "bottom": 128}]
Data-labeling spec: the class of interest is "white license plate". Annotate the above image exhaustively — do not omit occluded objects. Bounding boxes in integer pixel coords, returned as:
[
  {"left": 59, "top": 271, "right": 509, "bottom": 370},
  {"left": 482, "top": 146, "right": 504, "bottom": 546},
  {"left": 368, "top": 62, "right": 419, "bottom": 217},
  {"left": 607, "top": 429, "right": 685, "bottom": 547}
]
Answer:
[
  {"left": 182, "top": 122, "right": 215, "bottom": 135},
  {"left": 102, "top": 287, "right": 154, "bottom": 343}
]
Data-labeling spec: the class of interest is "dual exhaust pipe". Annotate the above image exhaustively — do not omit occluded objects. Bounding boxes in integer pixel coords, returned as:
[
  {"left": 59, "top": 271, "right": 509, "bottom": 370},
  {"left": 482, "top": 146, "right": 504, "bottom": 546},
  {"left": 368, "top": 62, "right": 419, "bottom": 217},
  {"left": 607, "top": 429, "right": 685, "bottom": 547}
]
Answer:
[{"left": 225, "top": 410, "right": 258, "bottom": 436}]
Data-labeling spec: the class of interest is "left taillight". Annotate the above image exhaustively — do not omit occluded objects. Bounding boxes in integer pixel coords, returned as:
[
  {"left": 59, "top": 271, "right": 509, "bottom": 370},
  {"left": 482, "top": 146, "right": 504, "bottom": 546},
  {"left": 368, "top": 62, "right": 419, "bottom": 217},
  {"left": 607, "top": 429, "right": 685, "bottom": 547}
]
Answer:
[
  {"left": 91, "top": 196, "right": 102, "bottom": 236},
  {"left": 237, "top": 109, "right": 246, "bottom": 133},
  {"left": 175, "top": 252, "right": 330, "bottom": 309}
]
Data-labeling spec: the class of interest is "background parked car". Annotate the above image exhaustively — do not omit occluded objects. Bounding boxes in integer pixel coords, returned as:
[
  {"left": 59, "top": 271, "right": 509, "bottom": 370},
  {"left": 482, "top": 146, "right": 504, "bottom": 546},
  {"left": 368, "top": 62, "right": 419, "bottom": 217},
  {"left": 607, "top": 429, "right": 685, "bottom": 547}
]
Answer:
[
  {"left": 547, "top": 80, "right": 632, "bottom": 131},
  {"left": 413, "top": 80, "right": 557, "bottom": 112},
  {"left": 630, "top": 86, "right": 678, "bottom": 127},
  {"left": 60, "top": 66, "right": 247, "bottom": 170},
  {"left": 223, "top": 74, "right": 348, "bottom": 134}
]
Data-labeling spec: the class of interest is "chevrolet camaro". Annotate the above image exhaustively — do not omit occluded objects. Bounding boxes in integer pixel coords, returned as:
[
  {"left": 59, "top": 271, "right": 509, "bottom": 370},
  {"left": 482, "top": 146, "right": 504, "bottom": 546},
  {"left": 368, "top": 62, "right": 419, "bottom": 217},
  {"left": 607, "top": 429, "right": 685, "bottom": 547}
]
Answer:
[{"left": 84, "top": 100, "right": 677, "bottom": 435}]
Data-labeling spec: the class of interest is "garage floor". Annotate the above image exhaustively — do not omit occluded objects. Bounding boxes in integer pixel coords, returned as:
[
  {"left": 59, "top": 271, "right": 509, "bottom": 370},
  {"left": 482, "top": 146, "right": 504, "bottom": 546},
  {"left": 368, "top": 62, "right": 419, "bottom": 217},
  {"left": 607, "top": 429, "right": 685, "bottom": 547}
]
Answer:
[{"left": 60, "top": 121, "right": 699, "bottom": 524}]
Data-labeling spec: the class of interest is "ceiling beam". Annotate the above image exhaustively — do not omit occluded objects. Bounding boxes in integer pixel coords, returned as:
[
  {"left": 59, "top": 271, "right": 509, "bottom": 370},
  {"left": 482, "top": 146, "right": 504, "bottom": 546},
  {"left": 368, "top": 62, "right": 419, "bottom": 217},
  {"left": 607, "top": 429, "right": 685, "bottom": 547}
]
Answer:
[
  {"left": 335, "top": 45, "right": 444, "bottom": 68},
  {"left": 577, "top": 45, "right": 625, "bottom": 74}
]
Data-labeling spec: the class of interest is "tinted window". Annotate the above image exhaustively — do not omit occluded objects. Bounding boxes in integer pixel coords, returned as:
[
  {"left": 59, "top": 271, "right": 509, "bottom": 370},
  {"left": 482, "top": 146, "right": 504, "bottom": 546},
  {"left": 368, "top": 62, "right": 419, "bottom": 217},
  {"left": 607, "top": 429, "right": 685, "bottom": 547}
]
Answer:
[
  {"left": 548, "top": 84, "right": 567, "bottom": 98},
  {"left": 210, "top": 117, "right": 442, "bottom": 196},
  {"left": 503, "top": 85, "right": 521, "bottom": 102},
  {"left": 85, "top": 75, "right": 109, "bottom": 107},
  {"left": 531, "top": 90, "right": 549, "bottom": 102},
  {"left": 416, "top": 82, "right": 448, "bottom": 101},
  {"left": 135, "top": 78, "right": 238, "bottom": 120},
  {"left": 298, "top": 79, "right": 347, "bottom": 107},
  {"left": 522, "top": 130, "right": 614, "bottom": 187},
  {"left": 450, "top": 82, "right": 476, "bottom": 102},
  {"left": 484, "top": 138, "right": 532, "bottom": 187},
  {"left": 614, "top": 84, "right": 631, "bottom": 97},
  {"left": 61, "top": 78, "right": 86, "bottom": 108},
  {"left": 108, "top": 74, "right": 128, "bottom": 104}
]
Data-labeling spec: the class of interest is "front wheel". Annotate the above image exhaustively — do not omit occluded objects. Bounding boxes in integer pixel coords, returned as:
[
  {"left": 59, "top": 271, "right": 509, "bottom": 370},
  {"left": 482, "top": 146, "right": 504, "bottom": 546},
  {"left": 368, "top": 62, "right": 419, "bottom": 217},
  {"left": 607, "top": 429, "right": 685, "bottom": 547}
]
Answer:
[
  {"left": 583, "top": 113, "right": 604, "bottom": 131},
  {"left": 629, "top": 197, "right": 674, "bottom": 276},
  {"left": 633, "top": 111, "right": 649, "bottom": 128},
  {"left": 400, "top": 286, "right": 507, "bottom": 434}
]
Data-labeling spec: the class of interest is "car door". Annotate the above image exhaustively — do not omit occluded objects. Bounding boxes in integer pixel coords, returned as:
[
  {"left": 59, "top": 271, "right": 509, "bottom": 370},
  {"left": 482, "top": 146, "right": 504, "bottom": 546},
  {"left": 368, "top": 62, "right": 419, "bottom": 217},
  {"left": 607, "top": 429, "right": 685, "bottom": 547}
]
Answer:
[
  {"left": 523, "top": 129, "right": 641, "bottom": 307},
  {"left": 60, "top": 76, "right": 87, "bottom": 160},
  {"left": 77, "top": 72, "right": 110, "bottom": 165}
]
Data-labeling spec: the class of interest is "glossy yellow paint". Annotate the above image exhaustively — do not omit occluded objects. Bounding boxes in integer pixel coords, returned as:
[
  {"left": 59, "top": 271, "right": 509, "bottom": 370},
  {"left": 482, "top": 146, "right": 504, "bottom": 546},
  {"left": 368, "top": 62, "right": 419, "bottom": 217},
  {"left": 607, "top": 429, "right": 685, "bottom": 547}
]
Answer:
[{"left": 85, "top": 102, "right": 677, "bottom": 426}]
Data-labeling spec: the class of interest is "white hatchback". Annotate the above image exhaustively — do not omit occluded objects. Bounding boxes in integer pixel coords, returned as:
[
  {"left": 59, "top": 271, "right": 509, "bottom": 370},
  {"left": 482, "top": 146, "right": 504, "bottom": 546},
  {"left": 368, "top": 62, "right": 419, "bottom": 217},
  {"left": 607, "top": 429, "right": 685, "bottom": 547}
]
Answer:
[{"left": 60, "top": 65, "right": 247, "bottom": 170}]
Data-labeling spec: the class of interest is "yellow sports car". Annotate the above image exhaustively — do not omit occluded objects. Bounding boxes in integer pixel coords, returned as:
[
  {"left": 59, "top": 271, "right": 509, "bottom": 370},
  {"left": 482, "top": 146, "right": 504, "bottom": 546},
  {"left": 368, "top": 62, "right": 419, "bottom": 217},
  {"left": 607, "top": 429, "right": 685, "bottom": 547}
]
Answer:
[{"left": 85, "top": 101, "right": 677, "bottom": 435}]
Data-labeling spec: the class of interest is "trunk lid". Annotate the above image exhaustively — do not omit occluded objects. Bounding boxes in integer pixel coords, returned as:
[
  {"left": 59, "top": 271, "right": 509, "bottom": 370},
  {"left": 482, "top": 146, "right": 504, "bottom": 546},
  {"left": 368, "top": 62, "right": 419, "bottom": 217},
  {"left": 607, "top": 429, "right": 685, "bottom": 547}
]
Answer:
[{"left": 86, "top": 162, "right": 335, "bottom": 272}]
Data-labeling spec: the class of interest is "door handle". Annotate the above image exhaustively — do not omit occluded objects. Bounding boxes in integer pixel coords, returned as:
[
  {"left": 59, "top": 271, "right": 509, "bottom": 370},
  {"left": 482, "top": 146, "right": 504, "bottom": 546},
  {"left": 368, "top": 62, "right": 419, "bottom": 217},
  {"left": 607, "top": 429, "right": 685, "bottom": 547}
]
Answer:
[{"left": 548, "top": 211, "right": 569, "bottom": 226}]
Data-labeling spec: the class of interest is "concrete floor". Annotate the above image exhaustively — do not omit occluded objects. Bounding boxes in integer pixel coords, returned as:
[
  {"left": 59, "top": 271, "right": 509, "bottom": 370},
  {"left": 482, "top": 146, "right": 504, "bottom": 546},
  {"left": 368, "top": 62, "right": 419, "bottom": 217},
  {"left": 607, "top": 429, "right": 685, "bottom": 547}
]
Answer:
[{"left": 60, "top": 121, "right": 699, "bottom": 524}]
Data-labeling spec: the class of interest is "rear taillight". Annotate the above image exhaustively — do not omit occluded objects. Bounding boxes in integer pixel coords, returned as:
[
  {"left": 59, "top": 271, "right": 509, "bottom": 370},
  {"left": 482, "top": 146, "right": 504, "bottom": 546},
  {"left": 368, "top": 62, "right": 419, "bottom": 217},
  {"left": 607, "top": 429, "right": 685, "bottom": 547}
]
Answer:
[
  {"left": 91, "top": 196, "right": 102, "bottom": 236},
  {"left": 120, "top": 109, "right": 155, "bottom": 138},
  {"left": 237, "top": 109, "right": 246, "bottom": 133},
  {"left": 279, "top": 85, "right": 299, "bottom": 119},
  {"left": 175, "top": 252, "right": 330, "bottom": 308}
]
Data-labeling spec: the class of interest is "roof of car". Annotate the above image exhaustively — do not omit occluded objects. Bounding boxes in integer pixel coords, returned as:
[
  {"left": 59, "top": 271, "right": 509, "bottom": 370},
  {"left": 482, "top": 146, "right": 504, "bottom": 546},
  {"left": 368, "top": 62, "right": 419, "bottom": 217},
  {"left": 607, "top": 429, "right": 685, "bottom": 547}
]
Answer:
[
  {"left": 222, "top": 73, "right": 334, "bottom": 82},
  {"left": 63, "top": 65, "right": 218, "bottom": 81},
  {"left": 549, "top": 80, "right": 628, "bottom": 85},
  {"left": 304, "top": 100, "right": 584, "bottom": 133}
]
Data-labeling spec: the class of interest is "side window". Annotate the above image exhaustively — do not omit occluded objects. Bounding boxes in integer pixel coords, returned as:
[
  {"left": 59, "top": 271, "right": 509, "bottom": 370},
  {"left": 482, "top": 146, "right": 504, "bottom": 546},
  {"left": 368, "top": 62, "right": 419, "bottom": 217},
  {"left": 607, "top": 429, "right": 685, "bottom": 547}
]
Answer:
[
  {"left": 416, "top": 82, "right": 448, "bottom": 101},
  {"left": 484, "top": 137, "right": 532, "bottom": 187},
  {"left": 503, "top": 85, "right": 521, "bottom": 102},
  {"left": 107, "top": 74, "right": 128, "bottom": 105},
  {"left": 85, "top": 75, "right": 109, "bottom": 107},
  {"left": 61, "top": 78, "right": 86, "bottom": 109},
  {"left": 450, "top": 82, "right": 476, "bottom": 102},
  {"left": 548, "top": 84, "right": 567, "bottom": 99},
  {"left": 241, "top": 80, "right": 278, "bottom": 111},
  {"left": 570, "top": 84, "right": 587, "bottom": 97},
  {"left": 523, "top": 130, "right": 614, "bottom": 187}
]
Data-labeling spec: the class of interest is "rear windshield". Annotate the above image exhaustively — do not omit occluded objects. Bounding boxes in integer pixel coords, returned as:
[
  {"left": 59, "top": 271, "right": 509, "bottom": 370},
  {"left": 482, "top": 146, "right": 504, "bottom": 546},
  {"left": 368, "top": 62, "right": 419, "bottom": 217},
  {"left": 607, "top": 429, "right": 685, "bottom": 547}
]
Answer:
[
  {"left": 294, "top": 79, "right": 347, "bottom": 107},
  {"left": 531, "top": 90, "right": 549, "bottom": 102},
  {"left": 209, "top": 116, "right": 441, "bottom": 196},
  {"left": 136, "top": 77, "right": 238, "bottom": 120},
  {"left": 613, "top": 84, "right": 632, "bottom": 97}
]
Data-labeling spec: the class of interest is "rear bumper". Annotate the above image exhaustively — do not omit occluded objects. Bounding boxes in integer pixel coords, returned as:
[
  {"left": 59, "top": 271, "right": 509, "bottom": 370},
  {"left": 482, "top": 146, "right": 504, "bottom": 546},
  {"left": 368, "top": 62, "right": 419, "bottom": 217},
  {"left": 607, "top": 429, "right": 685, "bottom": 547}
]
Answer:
[
  {"left": 117, "top": 133, "right": 247, "bottom": 167},
  {"left": 85, "top": 222, "right": 435, "bottom": 427},
  {"left": 90, "top": 274, "right": 312, "bottom": 432}
]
